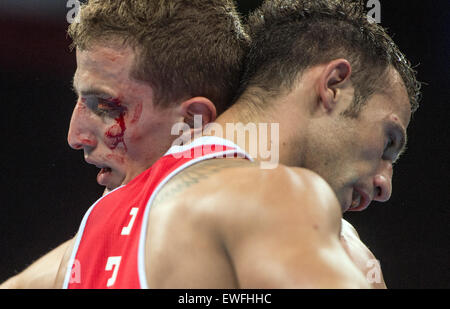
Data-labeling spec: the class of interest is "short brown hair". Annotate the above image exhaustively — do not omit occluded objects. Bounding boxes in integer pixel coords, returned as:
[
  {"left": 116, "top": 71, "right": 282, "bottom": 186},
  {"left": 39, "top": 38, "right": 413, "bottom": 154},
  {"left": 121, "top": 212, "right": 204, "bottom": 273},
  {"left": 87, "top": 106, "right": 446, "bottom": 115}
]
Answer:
[
  {"left": 68, "top": 0, "right": 250, "bottom": 113},
  {"left": 238, "top": 0, "right": 421, "bottom": 115}
]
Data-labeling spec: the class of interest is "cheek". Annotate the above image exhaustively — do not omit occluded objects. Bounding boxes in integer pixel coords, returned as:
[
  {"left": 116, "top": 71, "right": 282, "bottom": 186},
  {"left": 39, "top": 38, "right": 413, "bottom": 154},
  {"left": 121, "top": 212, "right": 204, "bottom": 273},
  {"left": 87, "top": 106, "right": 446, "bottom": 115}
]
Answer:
[
  {"left": 105, "top": 153, "right": 125, "bottom": 165},
  {"left": 130, "top": 102, "right": 143, "bottom": 124},
  {"left": 104, "top": 113, "right": 128, "bottom": 151},
  {"left": 105, "top": 124, "right": 123, "bottom": 138},
  {"left": 108, "top": 101, "right": 143, "bottom": 148},
  {"left": 126, "top": 119, "right": 176, "bottom": 159},
  {"left": 127, "top": 110, "right": 163, "bottom": 142}
]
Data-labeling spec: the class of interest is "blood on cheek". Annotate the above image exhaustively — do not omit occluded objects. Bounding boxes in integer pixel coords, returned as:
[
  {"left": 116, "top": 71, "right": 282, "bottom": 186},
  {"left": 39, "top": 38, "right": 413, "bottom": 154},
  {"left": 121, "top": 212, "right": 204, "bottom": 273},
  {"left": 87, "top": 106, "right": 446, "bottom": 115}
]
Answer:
[{"left": 104, "top": 100, "right": 128, "bottom": 152}]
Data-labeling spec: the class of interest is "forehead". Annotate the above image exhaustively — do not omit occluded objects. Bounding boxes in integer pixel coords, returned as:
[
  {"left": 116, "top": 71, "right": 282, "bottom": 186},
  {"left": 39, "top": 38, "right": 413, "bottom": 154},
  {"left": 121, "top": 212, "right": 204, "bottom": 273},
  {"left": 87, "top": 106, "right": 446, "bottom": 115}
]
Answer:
[
  {"left": 73, "top": 43, "right": 137, "bottom": 92},
  {"left": 364, "top": 68, "right": 412, "bottom": 128}
]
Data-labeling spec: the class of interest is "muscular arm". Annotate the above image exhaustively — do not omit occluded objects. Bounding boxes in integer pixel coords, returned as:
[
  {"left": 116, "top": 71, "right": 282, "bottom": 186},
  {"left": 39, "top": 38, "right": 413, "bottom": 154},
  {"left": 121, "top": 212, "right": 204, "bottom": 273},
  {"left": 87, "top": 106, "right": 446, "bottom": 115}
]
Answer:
[
  {"left": 0, "top": 239, "right": 73, "bottom": 289},
  {"left": 218, "top": 167, "right": 371, "bottom": 288}
]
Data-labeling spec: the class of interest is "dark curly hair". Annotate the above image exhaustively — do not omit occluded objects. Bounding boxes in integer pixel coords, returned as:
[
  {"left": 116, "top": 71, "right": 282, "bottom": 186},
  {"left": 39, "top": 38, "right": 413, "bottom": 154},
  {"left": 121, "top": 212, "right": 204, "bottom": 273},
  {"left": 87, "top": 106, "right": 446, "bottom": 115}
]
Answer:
[{"left": 238, "top": 0, "right": 421, "bottom": 115}]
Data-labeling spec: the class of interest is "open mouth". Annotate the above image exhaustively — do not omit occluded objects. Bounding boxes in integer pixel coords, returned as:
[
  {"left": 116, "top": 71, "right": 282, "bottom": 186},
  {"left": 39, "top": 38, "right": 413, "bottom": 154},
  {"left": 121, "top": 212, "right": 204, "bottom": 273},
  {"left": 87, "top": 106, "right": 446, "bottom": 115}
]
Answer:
[
  {"left": 100, "top": 167, "right": 112, "bottom": 173},
  {"left": 97, "top": 166, "right": 113, "bottom": 187},
  {"left": 349, "top": 191, "right": 361, "bottom": 210},
  {"left": 348, "top": 189, "right": 371, "bottom": 212}
]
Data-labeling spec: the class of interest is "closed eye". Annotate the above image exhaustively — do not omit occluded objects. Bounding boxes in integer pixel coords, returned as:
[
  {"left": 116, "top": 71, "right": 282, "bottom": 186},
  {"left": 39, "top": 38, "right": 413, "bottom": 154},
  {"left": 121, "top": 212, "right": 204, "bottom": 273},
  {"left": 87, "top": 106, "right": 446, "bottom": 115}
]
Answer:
[
  {"left": 383, "top": 125, "right": 407, "bottom": 164},
  {"left": 385, "top": 136, "right": 394, "bottom": 152},
  {"left": 382, "top": 135, "right": 396, "bottom": 161}
]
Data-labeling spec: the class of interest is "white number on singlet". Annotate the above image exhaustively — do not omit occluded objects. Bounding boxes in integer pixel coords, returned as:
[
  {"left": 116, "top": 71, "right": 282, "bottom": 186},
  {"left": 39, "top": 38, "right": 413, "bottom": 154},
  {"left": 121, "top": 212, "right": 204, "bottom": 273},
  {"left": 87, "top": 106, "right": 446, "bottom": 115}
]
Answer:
[
  {"left": 121, "top": 207, "right": 139, "bottom": 236},
  {"left": 105, "top": 256, "right": 122, "bottom": 287}
]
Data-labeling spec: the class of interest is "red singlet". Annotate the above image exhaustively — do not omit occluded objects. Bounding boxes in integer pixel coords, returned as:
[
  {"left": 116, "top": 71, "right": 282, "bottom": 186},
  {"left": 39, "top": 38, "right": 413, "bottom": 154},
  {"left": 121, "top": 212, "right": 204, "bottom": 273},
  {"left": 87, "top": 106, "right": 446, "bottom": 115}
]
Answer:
[{"left": 63, "top": 137, "right": 251, "bottom": 289}]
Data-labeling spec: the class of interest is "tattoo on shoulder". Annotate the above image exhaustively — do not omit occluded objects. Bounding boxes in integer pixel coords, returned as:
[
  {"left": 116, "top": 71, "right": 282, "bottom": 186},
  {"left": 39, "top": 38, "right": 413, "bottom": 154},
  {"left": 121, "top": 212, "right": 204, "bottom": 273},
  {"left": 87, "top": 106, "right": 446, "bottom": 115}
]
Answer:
[{"left": 152, "top": 159, "right": 254, "bottom": 206}]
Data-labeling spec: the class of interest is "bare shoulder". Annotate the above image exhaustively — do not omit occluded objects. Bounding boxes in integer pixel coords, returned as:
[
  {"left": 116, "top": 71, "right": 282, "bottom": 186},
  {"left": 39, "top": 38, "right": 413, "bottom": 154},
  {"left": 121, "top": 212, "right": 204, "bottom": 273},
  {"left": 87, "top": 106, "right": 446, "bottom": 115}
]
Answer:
[
  {"left": 149, "top": 160, "right": 368, "bottom": 288},
  {"left": 154, "top": 160, "right": 342, "bottom": 235},
  {"left": 201, "top": 163, "right": 342, "bottom": 234},
  {"left": 341, "top": 218, "right": 361, "bottom": 239},
  {"left": 209, "top": 164, "right": 344, "bottom": 244},
  {"left": 150, "top": 158, "right": 264, "bottom": 231}
]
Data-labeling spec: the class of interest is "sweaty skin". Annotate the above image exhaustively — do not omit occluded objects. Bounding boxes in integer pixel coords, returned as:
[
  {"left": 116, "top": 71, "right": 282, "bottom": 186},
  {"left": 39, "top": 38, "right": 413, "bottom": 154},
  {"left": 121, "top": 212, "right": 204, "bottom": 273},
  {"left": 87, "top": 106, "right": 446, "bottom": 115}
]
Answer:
[
  {"left": 68, "top": 45, "right": 184, "bottom": 192},
  {"left": 3, "top": 201, "right": 382, "bottom": 289},
  {"left": 51, "top": 160, "right": 371, "bottom": 289},
  {"left": 2, "top": 56, "right": 409, "bottom": 290},
  {"left": 143, "top": 161, "right": 370, "bottom": 288}
]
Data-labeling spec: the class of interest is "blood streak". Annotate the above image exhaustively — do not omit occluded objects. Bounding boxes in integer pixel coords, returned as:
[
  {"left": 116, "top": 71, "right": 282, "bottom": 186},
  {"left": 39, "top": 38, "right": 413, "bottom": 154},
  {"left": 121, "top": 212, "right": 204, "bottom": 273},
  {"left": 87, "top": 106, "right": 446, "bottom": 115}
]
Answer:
[
  {"left": 105, "top": 99, "right": 128, "bottom": 151},
  {"left": 105, "top": 116, "right": 127, "bottom": 151}
]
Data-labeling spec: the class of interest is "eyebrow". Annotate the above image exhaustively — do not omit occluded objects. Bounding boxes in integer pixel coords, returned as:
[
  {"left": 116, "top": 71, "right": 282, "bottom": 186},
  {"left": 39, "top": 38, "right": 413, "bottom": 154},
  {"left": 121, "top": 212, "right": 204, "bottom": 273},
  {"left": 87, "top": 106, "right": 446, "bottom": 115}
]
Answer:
[{"left": 72, "top": 78, "right": 117, "bottom": 98}]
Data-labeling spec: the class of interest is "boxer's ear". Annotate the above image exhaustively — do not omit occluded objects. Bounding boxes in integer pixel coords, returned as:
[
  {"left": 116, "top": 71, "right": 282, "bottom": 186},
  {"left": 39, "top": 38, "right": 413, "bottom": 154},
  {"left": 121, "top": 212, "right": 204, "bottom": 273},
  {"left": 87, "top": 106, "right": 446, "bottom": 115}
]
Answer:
[
  {"left": 180, "top": 97, "right": 217, "bottom": 128},
  {"left": 317, "top": 59, "right": 352, "bottom": 112}
]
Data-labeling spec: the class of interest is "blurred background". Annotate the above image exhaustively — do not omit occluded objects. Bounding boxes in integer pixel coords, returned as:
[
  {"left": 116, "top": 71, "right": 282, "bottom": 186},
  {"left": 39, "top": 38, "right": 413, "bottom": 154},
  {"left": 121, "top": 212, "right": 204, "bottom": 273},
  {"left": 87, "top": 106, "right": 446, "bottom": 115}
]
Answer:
[{"left": 0, "top": 0, "right": 448, "bottom": 288}]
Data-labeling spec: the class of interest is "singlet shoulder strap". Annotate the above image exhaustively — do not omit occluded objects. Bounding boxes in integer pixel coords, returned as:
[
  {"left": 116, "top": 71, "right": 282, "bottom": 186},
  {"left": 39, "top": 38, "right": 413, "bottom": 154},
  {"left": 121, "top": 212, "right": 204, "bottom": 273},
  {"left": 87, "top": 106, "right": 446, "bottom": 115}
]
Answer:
[
  {"left": 164, "top": 136, "right": 253, "bottom": 161},
  {"left": 137, "top": 136, "right": 253, "bottom": 288}
]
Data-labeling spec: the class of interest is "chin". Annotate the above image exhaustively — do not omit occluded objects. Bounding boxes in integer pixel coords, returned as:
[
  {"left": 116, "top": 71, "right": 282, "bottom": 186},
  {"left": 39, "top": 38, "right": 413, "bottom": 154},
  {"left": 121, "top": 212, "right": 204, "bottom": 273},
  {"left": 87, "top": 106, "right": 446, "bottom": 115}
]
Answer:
[
  {"left": 105, "top": 171, "right": 126, "bottom": 191},
  {"left": 336, "top": 188, "right": 354, "bottom": 213}
]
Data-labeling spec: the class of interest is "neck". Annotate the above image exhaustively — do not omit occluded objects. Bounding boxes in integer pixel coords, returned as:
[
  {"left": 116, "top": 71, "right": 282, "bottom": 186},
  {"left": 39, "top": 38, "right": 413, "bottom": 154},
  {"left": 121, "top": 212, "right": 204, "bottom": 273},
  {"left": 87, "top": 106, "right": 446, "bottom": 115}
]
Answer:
[{"left": 201, "top": 99, "right": 305, "bottom": 168}]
